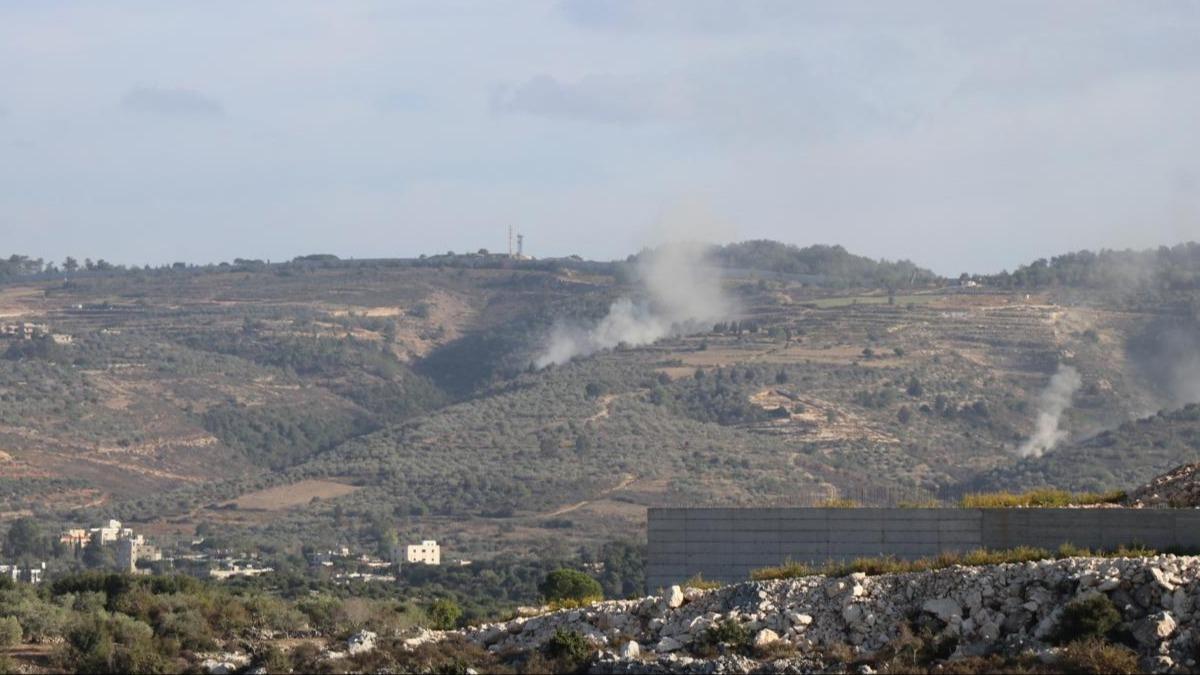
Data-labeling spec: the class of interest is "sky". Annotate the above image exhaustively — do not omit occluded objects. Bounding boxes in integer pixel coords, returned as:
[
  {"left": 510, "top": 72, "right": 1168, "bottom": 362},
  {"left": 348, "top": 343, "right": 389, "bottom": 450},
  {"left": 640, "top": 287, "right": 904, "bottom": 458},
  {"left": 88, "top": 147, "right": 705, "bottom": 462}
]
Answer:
[{"left": 1, "top": 1, "right": 1199, "bottom": 275}]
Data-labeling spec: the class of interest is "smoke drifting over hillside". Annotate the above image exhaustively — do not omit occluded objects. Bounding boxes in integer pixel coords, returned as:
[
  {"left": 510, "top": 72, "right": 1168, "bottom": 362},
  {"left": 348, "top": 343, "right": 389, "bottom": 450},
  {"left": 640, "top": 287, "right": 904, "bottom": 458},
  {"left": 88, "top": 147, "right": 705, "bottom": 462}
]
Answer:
[
  {"left": 1128, "top": 319, "right": 1200, "bottom": 410},
  {"left": 1016, "top": 364, "right": 1082, "bottom": 458},
  {"left": 535, "top": 242, "right": 731, "bottom": 368}
]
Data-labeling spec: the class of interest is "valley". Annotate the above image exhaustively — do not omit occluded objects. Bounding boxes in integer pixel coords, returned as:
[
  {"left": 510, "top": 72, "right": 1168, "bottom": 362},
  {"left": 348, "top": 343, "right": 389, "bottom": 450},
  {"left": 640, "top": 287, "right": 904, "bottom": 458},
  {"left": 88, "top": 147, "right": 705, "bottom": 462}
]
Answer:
[{"left": 1, "top": 245, "right": 1197, "bottom": 568}]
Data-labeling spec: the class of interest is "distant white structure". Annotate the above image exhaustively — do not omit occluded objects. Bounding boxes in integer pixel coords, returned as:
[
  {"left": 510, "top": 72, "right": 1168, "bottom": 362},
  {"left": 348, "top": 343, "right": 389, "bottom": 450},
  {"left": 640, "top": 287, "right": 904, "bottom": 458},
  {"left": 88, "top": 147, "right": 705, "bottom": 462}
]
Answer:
[
  {"left": 95, "top": 519, "right": 132, "bottom": 544},
  {"left": 62, "top": 520, "right": 133, "bottom": 548},
  {"left": 405, "top": 540, "right": 440, "bottom": 565},
  {"left": 0, "top": 562, "right": 45, "bottom": 584},
  {"left": 116, "top": 535, "right": 162, "bottom": 573},
  {"left": 207, "top": 564, "right": 273, "bottom": 580}
]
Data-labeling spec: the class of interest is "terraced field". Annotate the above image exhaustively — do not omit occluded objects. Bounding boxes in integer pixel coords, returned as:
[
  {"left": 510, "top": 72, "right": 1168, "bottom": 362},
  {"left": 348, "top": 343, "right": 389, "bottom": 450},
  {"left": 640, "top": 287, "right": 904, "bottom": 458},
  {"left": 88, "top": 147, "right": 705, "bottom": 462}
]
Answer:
[{"left": 1, "top": 253, "right": 1197, "bottom": 564}]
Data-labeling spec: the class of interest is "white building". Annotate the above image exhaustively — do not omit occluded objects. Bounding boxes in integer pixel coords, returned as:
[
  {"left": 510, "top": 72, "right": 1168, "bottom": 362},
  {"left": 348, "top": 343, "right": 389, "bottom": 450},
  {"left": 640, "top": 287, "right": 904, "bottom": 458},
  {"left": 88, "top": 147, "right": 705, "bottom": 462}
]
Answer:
[
  {"left": 405, "top": 540, "right": 440, "bottom": 565},
  {"left": 0, "top": 562, "right": 45, "bottom": 584},
  {"left": 116, "top": 535, "right": 162, "bottom": 573},
  {"left": 207, "top": 564, "right": 274, "bottom": 580},
  {"left": 94, "top": 520, "right": 133, "bottom": 545}
]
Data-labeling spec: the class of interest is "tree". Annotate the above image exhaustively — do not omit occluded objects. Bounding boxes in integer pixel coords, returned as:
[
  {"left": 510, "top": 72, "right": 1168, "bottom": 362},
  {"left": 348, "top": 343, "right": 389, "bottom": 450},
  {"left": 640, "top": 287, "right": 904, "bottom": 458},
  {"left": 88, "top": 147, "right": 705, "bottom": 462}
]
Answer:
[
  {"left": 63, "top": 257, "right": 79, "bottom": 273},
  {"left": 539, "top": 568, "right": 603, "bottom": 604},
  {"left": 3, "top": 517, "right": 46, "bottom": 559},
  {"left": 82, "top": 531, "right": 115, "bottom": 569},
  {"left": 0, "top": 617, "right": 21, "bottom": 647},
  {"left": 426, "top": 598, "right": 462, "bottom": 630},
  {"left": 906, "top": 377, "right": 924, "bottom": 397}
]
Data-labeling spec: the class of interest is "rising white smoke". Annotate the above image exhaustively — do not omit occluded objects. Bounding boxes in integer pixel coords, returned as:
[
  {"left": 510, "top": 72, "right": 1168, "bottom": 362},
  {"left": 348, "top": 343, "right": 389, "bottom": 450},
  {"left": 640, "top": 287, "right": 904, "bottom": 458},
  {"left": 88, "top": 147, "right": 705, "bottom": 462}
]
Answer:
[
  {"left": 1016, "top": 364, "right": 1083, "bottom": 458},
  {"left": 535, "top": 241, "right": 732, "bottom": 368}
]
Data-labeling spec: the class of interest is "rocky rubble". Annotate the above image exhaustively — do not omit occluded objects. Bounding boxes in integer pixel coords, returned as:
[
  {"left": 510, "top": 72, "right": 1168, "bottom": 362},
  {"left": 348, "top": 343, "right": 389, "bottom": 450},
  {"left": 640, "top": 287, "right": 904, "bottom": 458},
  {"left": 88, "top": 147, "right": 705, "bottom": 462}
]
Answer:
[
  {"left": 448, "top": 555, "right": 1200, "bottom": 673},
  {"left": 1127, "top": 462, "right": 1200, "bottom": 508}
]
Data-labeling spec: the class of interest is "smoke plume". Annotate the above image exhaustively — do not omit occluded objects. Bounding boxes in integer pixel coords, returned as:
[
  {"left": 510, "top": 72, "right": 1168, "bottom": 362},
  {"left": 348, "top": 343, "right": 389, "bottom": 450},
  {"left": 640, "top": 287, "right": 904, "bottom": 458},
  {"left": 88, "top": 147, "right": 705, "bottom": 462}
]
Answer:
[
  {"left": 1128, "top": 319, "right": 1200, "bottom": 409},
  {"left": 1016, "top": 364, "right": 1082, "bottom": 458},
  {"left": 535, "top": 241, "right": 731, "bottom": 368}
]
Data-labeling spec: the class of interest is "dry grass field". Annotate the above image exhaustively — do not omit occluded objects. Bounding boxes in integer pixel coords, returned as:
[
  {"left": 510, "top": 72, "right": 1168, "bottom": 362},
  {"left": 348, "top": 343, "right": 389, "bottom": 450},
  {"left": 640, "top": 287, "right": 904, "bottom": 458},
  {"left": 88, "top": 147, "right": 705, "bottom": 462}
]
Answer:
[{"left": 229, "top": 479, "right": 361, "bottom": 511}]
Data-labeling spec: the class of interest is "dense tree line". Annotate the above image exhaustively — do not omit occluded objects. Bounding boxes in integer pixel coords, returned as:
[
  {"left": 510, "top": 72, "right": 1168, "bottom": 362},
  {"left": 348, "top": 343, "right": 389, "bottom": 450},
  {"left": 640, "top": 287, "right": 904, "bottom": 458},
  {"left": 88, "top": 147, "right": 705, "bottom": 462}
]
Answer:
[
  {"left": 699, "top": 240, "right": 939, "bottom": 288},
  {"left": 983, "top": 243, "right": 1200, "bottom": 290}
]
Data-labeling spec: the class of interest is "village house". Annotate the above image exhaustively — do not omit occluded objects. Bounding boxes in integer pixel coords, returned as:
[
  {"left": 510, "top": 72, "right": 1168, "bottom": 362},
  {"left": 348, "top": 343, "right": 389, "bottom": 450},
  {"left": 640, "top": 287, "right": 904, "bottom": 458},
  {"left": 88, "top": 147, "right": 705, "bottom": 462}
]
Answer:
[
  {"left": 404, "top": 540, "right": 440, "bottom": 565},
  {"left": 116, "top": 534, "right": 162, "bottom": 574},
  {"left": 0, "top": 562, "right": 45, "bottom": 584}
]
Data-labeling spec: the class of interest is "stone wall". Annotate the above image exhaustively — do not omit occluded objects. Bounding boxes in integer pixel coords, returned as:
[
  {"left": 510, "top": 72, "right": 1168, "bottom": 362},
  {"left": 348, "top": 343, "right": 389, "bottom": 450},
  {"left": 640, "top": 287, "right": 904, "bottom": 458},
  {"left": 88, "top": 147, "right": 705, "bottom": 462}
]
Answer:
[{"left": 647, "top": 507, "right": 1200, "bottom": 590}]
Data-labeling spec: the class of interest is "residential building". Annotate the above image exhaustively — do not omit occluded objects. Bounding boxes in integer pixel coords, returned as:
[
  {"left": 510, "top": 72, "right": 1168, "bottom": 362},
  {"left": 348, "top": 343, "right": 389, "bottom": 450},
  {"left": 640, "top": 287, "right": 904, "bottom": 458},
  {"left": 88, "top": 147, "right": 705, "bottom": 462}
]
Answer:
[
  {"left": 0, "top": 562, "right": 45, "bottom": 584},
  {"left": 116, "top": 535, "right": 161, "bottom": 574},
  {"left": 207, "top": 564, "right": 273, "bottom": 580},
  {"left": 405, "top": 540, "right": 440, "bottom": 565},
  {"left": 60, "top": 528, "right": 90, "bottom": 548}
]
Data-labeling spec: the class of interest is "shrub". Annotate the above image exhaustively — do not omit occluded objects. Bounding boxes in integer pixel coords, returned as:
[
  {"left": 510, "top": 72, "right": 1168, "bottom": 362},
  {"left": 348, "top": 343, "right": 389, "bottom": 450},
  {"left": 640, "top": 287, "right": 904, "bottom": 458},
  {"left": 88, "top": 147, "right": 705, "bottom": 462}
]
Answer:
[
  {"left": 427, "top": 598, "right": 462, "bottom": 630},
  {"left": 0, "top": 615, "right": 21, "bottom": 647},
  {"left": 539, "top": 569, "right": 602, "bottom": 604},
  {"left": 1057, "top": 637, "right": 1139, "bottom": 674},
  {"left": 395, "top": 636, "right": 501, "bottom": 675},
  {"left": 1052, "top": 595, "right": 1121, "bottom": 645},
  {"left": 750, "top": 560, "right": 814, "bottom": 581},
  {"left": 960, "top": 489, "right": 1125, "bottom": 508},
  {"left": 749, "top": 547, "right": 1059, "bottom": 581},
  {"left": 681, "top": 574, "right": 722, "bottom": 590},
  {"left": 817, "top": 498, "right": 859, "bottom": 508},
  {"left": 253, "top": 645, "right": 292, "bottom": 674},
  {"left": 703, "top": 618, "right": 750, "bottom": 650},
  {"left": 543, "top": 628, "right": 591, "bottom": 671}
]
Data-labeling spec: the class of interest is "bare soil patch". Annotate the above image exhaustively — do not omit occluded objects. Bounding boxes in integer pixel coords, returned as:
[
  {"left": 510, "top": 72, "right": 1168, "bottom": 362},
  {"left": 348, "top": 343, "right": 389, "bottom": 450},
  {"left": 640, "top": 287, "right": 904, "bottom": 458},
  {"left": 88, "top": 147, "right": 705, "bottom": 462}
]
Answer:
[{"left": 229, "top": 479, "right": 360, "bottom": 511}]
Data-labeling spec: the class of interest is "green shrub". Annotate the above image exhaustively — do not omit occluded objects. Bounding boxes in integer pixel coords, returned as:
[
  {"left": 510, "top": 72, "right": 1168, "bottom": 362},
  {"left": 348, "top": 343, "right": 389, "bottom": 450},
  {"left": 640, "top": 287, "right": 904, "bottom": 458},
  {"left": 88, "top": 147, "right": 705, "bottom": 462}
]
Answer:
[
  {"left": 703, "top": 618, "right": 750, "bottom": 650},
  {"left": 1057, "top": 638, "right": 1139, "bottom": 674},
  {"left": 1052, "top": 595, "right": 1121, "bottom": 645},
  {"left": 394, "top": 636, "right": 501, "bottom": 675},
  {"left": 543, "top": 628, "right": 591, "bottom": 670},
  {"left": 427, "top": 598, "right": 463, "bottom": 630},
  {"left": 746, "top": 544, "right": 1160, "bottom": 582},
  {"left": 681, "top": 574, "right": 722, "bottom": 590},
  {"left": 0, "top": 615, "right": 21, "bottom": 647},
  {"left": 254, "top": 645, "right": 292, "bottom": 674},
  {"left": 750, "top": 560, "right": 814, "bottom": 581},
  {"left": 539, "top": 569, "right": 602, "bottom": 604},
  {"left": 960, "top": 489, "right": 1125, "bottom": 508}
]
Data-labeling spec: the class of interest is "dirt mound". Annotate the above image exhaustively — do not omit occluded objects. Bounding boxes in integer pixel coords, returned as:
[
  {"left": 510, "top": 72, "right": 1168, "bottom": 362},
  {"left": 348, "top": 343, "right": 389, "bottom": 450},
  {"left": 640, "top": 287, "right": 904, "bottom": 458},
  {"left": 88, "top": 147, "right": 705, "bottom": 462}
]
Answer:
[{"left": 1126, "top": 462, "right": 1200, "bottom": 508}]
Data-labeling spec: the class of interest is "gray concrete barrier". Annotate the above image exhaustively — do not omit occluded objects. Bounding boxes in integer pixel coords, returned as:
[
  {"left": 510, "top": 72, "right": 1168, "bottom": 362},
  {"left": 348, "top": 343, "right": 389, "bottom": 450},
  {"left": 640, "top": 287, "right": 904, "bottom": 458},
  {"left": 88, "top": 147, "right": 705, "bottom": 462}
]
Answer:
[{"left": 646, "top": 507, "right": 1200, "bottom": 591}]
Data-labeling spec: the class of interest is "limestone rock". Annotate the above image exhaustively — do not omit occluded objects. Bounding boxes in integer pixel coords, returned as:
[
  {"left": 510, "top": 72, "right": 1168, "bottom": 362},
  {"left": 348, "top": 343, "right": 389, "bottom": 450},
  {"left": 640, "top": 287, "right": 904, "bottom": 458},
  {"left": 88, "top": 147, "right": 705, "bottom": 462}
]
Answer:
[
  {"left": 790, "top": 612, "right": 813, "bottom": 626},
  {"left": 347, "top": 630, "right": 377, "bottom": 655},
  {"left": 753, "top": 629, "right": 780, "bottom": 648},
  {"left": 922, "top": 598, "right": 961, "bottom": 623},
  {"left": 667, "top": 585, "right": 685, "bottom": 609},
  {"left": 654, "top": 636, "right": 684, "bottom": 652},
  {"left": 1134, "top": 611, "right": 1176, "bottom": 646}
]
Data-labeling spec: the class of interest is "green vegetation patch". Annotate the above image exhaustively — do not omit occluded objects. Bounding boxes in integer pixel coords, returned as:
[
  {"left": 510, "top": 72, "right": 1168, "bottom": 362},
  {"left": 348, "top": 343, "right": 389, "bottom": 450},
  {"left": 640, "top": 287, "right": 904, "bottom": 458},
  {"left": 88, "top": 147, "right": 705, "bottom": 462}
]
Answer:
[
  {"left": 750, "top": 543, "right": 1158, "bottom": 581},
  {"left": 959, "top": 488, "right": 1126, "bottom": 508}
]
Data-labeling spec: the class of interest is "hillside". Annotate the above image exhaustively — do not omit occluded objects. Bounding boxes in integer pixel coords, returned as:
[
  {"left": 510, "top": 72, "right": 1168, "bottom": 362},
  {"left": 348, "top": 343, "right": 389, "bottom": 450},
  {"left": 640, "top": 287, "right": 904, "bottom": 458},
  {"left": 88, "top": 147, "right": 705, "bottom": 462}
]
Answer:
[
  {"left": 961, "top": 405, "right": 1200, "bottom": 495},
  {"left": 0, "top": 243, "right": 1198, "bottom": 565}
]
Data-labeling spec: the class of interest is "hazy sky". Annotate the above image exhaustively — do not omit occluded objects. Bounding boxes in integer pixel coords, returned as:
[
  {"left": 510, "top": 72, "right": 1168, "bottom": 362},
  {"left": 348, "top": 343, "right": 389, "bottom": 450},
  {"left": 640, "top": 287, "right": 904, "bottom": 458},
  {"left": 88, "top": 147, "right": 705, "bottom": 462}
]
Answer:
[{"left": 2, "top": 1, "right": 1199, "bottom": 274}]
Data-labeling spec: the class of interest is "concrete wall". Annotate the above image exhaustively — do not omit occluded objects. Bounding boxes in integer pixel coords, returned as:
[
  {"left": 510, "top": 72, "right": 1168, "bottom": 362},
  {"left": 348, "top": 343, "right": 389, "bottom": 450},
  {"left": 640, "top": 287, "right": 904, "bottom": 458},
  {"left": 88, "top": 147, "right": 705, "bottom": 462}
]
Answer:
[{"left": 646, "top": 507, "right": 1200, "bottom": 591}]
